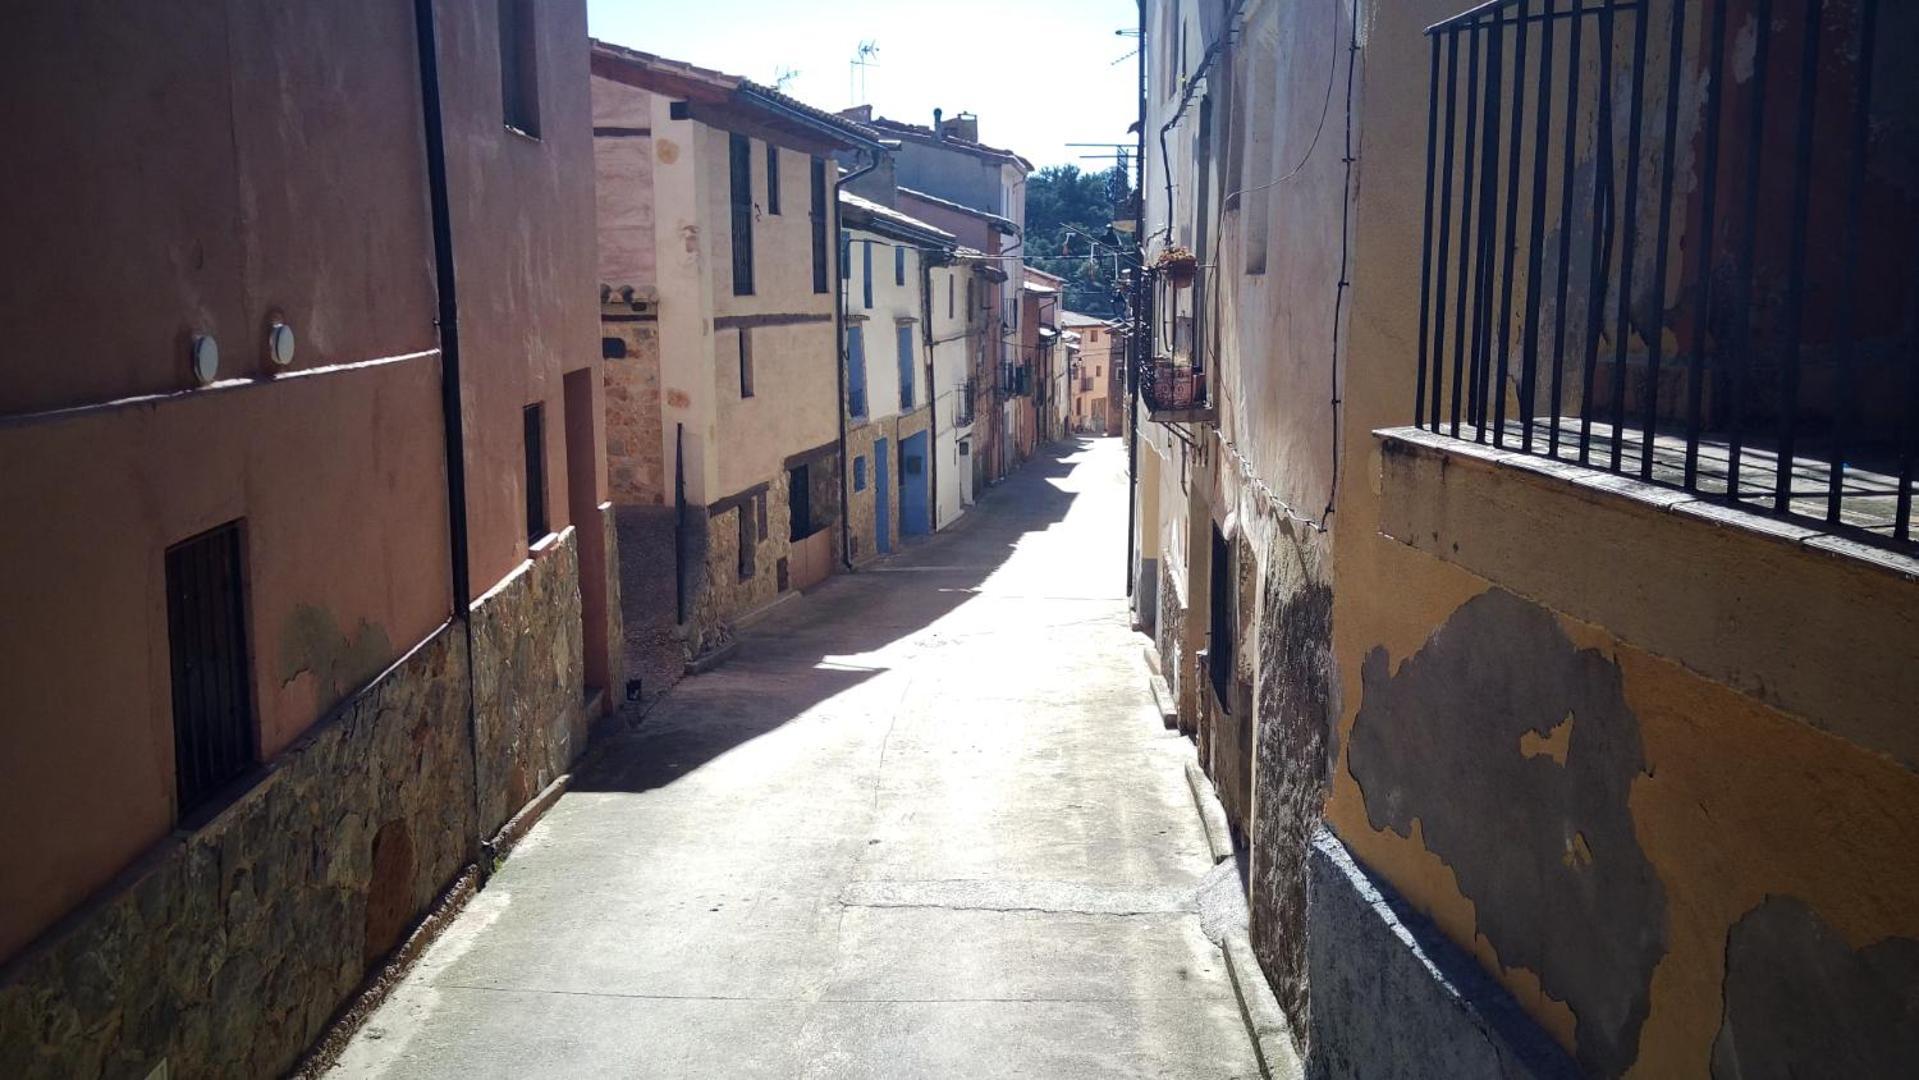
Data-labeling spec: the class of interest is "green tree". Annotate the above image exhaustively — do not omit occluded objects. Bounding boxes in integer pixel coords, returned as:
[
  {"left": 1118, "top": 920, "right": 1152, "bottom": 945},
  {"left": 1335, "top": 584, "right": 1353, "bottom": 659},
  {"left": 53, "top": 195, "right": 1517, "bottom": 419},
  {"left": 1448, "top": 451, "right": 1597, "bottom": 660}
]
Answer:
[{"left": 1024, "top": 162, "right": 1132, "bottom": 318}]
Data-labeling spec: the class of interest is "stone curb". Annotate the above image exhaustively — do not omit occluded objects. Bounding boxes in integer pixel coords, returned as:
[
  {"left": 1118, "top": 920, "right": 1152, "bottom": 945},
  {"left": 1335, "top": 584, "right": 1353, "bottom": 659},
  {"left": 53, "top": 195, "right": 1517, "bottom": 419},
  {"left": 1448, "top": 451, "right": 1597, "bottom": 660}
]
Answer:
[
  {"left": 683, "top": 637, "right": 740, "bottom": 676},
  {"left": 1183, "top": 758, "right": 1236, "bottom": 865},
  {"left": 1149, "top": 673, "right": 1179, "bottom": 729},
  {"left": 486, "top": 771, "right": 571, "bottom": 865},
  {"left": 1224, "top": 928, "right": 1306, "bottom": 1080}
]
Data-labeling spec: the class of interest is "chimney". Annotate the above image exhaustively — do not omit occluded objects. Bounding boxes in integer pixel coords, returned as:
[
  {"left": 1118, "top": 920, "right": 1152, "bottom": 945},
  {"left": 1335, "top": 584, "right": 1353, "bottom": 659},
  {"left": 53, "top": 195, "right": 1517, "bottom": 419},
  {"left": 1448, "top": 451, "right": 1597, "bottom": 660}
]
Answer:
[
  {"left": 837, "top": 104, "right": 873, "bottom": 124},
  {"left": 940, "top": 111, "right": 979, "bottom": 144},
  {"left": 932, "top": 108, "right": 943, "bottom": 138}
]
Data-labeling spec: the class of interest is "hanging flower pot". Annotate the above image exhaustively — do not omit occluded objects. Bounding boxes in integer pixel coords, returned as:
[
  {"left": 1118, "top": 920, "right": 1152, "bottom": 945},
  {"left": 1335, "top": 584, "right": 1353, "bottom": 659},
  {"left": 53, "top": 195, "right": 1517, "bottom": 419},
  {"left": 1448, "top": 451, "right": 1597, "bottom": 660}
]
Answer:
[{"left": 1155, "top": 246, "right": 1197, "bottom": 289}]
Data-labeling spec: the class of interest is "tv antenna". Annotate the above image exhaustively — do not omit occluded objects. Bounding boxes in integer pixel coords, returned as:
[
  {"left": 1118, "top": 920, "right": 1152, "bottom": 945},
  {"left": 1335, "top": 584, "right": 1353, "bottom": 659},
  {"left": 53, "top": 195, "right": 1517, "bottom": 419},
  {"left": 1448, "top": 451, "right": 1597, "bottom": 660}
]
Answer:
[
  {"left": 849, "top": 40, "right": 880, "bottom": 106},
  {"left": 773, "top": 65, "right": 801, "bottom": 92}
]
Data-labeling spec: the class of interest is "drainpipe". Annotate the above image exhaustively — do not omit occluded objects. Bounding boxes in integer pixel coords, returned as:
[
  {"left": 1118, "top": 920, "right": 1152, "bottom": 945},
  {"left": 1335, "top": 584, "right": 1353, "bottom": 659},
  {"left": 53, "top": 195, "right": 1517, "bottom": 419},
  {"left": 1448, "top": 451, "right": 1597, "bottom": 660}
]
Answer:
[
  {"left": 833, "top": 148, "right": 891, "bottom": 569},
  {"left": 412, "top": 0, "right": 486, "bottom": 862},
  {"left": 1127, "top": 0, "right": 1146, "bottom": 599}
]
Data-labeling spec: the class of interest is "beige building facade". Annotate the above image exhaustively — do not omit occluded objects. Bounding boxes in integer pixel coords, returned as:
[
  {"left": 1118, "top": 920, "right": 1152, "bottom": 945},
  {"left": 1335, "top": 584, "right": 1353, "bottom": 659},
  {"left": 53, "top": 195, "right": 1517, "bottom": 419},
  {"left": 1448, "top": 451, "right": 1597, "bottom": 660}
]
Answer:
[{"left": 1063, "top": 312, "right": 1121, "bottom": 435}]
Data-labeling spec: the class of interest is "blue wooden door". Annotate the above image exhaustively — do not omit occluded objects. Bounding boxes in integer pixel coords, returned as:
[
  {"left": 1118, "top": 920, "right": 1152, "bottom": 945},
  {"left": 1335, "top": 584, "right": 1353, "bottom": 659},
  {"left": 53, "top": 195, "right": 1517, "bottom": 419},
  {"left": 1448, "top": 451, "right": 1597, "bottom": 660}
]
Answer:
[
  {"left": 899, "top": 431, "right": 929, "bottom": 537},
  {"left": 874, "top": 436, "right": 891, "bottom": 554}
]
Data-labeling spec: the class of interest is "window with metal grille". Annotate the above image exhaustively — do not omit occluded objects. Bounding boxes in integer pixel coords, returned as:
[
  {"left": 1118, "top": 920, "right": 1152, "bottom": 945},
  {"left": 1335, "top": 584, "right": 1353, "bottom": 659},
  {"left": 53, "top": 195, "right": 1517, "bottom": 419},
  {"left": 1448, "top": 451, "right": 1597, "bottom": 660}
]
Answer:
[
  {"left": 166, "top": 521, "right": 256, "bottom": 820},
  {"left": 895, "top": 244, "right": 906, "bottom": 286},
  {"left": 811, "top": 157, "right": 829, "bottom": 292},
  {"left": 497, "top": 0, "right": 540, "bottom": 137},
  {"left": 766, "top": 144, "right": 780, "bottom": 215},
  {"left": 854, "top": 455, "right": 867, "bottom": 491},
  {"left": 1413, "top": 0, "right": 1916, "bottom": 550},
  {"left": 729, "top": 133, "right": 754, "bottom": 295},
  {"left": 898, "top": 324, "right": 916, "bottom": 410},
  {"left": 524, "top": 403, "right": 548, "bottom": 543}
]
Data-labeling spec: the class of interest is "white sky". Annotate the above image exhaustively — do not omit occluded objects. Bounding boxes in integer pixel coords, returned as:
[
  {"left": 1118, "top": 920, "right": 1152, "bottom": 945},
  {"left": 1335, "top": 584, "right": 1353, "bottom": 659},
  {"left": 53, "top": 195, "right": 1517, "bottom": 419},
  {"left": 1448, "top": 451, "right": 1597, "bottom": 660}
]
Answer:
[{"left": 586, "top": 0, "right": 1139, "bottom": 170}]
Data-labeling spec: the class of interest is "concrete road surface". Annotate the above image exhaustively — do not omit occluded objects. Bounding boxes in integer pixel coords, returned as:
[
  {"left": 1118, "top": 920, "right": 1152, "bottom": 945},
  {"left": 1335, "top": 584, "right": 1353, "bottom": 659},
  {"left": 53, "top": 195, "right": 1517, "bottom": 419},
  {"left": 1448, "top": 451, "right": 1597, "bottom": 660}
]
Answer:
[{"left": 329, "top": 437, "right": 1260, "bottom": 1079}]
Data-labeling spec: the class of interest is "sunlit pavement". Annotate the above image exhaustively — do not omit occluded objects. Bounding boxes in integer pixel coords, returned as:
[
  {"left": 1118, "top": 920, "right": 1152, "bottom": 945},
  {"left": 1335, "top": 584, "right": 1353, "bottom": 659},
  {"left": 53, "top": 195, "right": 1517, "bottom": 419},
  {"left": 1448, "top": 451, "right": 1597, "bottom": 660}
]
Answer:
[{"left": 329, "top": 436, "right": 1260, "bottom": 1079}]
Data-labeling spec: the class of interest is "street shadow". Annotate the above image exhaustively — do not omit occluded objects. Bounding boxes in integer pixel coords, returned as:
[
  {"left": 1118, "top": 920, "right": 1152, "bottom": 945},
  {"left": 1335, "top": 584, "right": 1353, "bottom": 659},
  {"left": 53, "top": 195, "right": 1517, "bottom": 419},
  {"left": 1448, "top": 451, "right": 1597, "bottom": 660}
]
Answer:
[{"left": 571, "top": 437, "right": 1097, "bottom": 795}]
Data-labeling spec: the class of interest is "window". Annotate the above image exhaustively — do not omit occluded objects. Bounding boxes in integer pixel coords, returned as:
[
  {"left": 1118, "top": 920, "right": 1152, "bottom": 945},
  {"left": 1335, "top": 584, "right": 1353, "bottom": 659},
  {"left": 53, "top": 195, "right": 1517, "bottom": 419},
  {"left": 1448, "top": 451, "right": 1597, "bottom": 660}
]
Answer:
[
  {"left": 737, "top": 504, "right": 756, "bottom": 580},
  {"left": 811, "top": 157, "right": 829, "bottom": 293},
  {"left": 898, "top": 324, "right": 916, "bottom": 410},
  {"left": 947, "top": 275, "right": 954, "bottom": 318},
  {"left": 602, "top": 336, "right": 627, "bottom": 359},
  {"left": 497, "top": 0, "right": 540, "bottom": 137},
  {"left": 966, "top": 278, "right": 975, "bottom": 314},
  {"left": 166, "top": 520, "right": 256, "bottom": 820},
  {"left": 1208, "top": 524, "right": 1235, "bottom": 709},
  {"left": 854, "top": 455, "right": 868, "bottom": 491},
  {"left": 738, "top": 329, "right": 754, "bottom": 398},
  {"left": 895, "top": 244, "right": 906, "bottom": 286},
  {"left": 789, "top": 464, "right": 811, "bottom": 541},
  {"left": 523, "top": 403, "right": 548, "bottom": 543},
  {"left": 766, "top": 145, "right": 780, "bottom": 215},
  {"left": 862, "top": 241, "right": 873, "bottom": 308},
  {"left": 847, "top": 325, "right": 868, "bottom": 418},
  {"left": 729, "top": 133, "right": 754, "bottom": 295},
  {"left": 841, "top": 232, "right": 852, "bottom": 280}
]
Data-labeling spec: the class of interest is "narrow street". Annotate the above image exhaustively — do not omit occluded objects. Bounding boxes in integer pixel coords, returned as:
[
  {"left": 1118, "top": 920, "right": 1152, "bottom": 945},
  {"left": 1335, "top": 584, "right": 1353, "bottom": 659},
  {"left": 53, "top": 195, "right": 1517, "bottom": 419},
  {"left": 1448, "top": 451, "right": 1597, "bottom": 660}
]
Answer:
[{"left": 331, "top": 438, "right": 1260, "bottom": 1079}]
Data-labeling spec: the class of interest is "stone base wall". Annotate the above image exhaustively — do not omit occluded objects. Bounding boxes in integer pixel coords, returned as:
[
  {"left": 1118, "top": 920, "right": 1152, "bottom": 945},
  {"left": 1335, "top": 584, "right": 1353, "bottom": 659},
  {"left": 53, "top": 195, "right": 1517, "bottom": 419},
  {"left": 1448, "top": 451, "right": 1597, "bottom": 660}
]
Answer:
[
  {"left": 844, "top": 418, "right": 896, "bottom": 564},
  {"left": 471, "top": 528, "right": 586, "bottom": 836},
  {"left": 1306, "top": 827, "right": 1577, "bottom": 1080},
  {"left": 601, "top": 311, "right": 664, "bottom": 506},
  {"left": 1155, "top": 556, "right": 1189, "bottom": 734},
  {"left": 0, "top": 626, "right": 477, "bottom": 1080},
  {"left": 685, "top": 470, "right": 796, "bottom": 655}
]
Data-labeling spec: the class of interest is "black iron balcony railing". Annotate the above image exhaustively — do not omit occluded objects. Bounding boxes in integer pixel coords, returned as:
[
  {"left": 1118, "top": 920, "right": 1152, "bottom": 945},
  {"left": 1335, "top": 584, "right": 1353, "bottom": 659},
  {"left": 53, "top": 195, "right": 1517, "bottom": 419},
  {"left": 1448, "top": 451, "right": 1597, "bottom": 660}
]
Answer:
[
  {"left": 956, "top": 377, "right": 977, "bottom": 426},
  {"left": 1141, "top": 356, "right": 1215, "bottom": 422},
  {"left": 1416, "top": 0, "right": 1913, "bottom": 549}
]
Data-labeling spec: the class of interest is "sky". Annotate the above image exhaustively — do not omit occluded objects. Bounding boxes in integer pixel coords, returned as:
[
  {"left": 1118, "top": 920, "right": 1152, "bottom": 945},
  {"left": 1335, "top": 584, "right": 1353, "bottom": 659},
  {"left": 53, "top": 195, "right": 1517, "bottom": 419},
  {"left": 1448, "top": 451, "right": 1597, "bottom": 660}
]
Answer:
[{"left": 586, "top": 0, "right": 1139, "bottom": 172}]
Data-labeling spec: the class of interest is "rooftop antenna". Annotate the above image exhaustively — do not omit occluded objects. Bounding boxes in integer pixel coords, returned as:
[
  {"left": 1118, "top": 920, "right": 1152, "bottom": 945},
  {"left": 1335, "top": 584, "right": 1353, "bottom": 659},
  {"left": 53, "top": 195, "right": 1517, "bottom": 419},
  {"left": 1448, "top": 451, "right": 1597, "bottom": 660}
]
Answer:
[
  {"left": 849, "top": 40, "right": 879, "bottom": 107},
  {"left": 773, "top": 65, "right": 801, "bottom": 92}
]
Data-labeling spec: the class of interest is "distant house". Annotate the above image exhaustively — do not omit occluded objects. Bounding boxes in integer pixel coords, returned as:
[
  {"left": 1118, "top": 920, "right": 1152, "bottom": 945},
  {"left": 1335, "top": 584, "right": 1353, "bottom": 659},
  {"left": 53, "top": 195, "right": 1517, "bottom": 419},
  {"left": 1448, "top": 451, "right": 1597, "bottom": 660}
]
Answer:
[
  {"left": 1061, "top": 311, "right": 1122, "bottom": 435},
  {"left": 590, "top": 42, "right": 884, "bottom": 658}
]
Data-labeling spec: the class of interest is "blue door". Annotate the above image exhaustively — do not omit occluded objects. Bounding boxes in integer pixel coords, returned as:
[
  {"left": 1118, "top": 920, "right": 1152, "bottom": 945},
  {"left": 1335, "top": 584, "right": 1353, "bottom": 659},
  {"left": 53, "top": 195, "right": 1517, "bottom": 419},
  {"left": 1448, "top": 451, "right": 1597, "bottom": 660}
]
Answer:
[
  {"left": 874, "top": 436, "right": 891, "bottom": 554},
  {"left": 899, "top": 431, "right": 929, "bottom": 537}
]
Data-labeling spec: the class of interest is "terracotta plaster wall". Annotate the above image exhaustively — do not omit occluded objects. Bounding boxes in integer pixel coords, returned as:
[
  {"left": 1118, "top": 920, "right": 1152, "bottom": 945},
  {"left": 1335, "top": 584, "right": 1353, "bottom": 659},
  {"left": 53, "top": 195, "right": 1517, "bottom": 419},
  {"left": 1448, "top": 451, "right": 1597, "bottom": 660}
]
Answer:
[
  {"left": 0, "top": 360, "right": 451, "bottom": 964},
  {"left": 434, "top": 0, "right": 601, "bottom": 592},
  {"left": 1324, "top": 1, "right": 1919, "bottom": 1075}
]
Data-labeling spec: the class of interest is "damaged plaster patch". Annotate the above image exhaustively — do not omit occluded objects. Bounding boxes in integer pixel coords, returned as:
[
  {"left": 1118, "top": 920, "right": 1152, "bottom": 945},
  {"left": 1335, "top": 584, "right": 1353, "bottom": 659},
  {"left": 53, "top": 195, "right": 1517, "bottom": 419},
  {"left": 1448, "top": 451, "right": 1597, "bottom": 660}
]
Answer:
[
  {"left": 1711, "top": 896, "right": 1919, "bottom": 1079},
  {"left": 1348, "top": 588, "right": 1666, "bottom": 1078},
  {"left": 279, "top": 604, "right": 393, "bottom": 704}
]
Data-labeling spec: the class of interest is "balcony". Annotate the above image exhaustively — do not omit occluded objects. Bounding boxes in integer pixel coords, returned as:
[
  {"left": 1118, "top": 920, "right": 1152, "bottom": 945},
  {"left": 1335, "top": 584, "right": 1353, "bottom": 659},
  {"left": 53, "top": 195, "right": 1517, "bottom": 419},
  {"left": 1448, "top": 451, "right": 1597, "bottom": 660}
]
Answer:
[{"left": 1141, "top": 356, "right": 1215, "bottom": 424}]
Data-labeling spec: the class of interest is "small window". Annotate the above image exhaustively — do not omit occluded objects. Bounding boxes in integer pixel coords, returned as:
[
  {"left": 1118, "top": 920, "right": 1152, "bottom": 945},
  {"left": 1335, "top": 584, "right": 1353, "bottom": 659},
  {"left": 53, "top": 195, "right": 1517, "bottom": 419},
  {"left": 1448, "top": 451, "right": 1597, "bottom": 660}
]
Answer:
[
  {"left": 789, "top": 464, "right": 811, "bottom": 542},
  {"left": 738, "top": 329, "right": 754, "bottom": 398},
  {"left": 766, "top": 145, "right": 781, "bottom": 215},
  {"left": 602, "top": 336, "right": 627, "bottom": 359},
  {"left": 1208, "top": 523, "right": 1235, "bottom": 709},
  {"left": 854, "top": 455, "right": 868, "bottom": 491},
  {"left": 948, "top": 275, "right": 955, "bottom": 318},
  {"left": 729, "top": 134, "right": 754, "bottom": 296},
  {"left": 523, "top": 403, "right": 548, "bottom": 543},
  {"left": 898, "top": 324, "right": 916, "bottom": 410},
  {"left": 847, "top": 325, "right": 868, "bottom": 418},
  {"left": 895, "top": 245, "right": 906, "bottom": 286},
  {"left": 862, "top": 241, "right": 874, "bottom": 308},
  {"left": 166, "top": 520, "right": 256, "bottom": 820},
  {"left": 841, "top": 233, "right": 852, "bottom": 280},
  {"left": 966, "top": 278, "right": 975, "bottom": 313},
  {"left": 497, "top": 0, "right": 540, "bottom": 137},
  {"left": 811, "top": 158, "right": 829, "bottom": 292},
  {"left": 737, "top": 505, "right": 756, "bottom": 580}
]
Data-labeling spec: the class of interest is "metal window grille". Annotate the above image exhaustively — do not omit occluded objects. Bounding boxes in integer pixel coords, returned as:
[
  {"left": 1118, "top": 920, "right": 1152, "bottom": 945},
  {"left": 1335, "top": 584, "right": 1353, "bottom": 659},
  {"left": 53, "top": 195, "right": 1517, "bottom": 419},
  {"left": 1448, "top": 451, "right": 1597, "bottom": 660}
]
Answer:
[
  {"left": 898, "top": 324, "right": 916, "bottom": 410},
  {"left": 524, "top": 403, "right": 548, "bottom": 543},
  {"left": 166, "top": 521, "right": 256, "bottom": 820},
  {"left": 729, "top": 133, "right": 754, "bottom": 295},
  {"left": 1415, "top": 0, "right": 1914, "bottom": 548}
]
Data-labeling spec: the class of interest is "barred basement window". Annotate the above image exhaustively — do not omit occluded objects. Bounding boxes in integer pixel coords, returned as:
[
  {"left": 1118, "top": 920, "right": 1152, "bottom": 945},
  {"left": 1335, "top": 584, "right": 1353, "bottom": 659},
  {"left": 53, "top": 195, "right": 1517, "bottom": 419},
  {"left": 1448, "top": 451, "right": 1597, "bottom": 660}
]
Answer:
[{"left": 166, "top": 521, "right": 256, "bottom": 820}]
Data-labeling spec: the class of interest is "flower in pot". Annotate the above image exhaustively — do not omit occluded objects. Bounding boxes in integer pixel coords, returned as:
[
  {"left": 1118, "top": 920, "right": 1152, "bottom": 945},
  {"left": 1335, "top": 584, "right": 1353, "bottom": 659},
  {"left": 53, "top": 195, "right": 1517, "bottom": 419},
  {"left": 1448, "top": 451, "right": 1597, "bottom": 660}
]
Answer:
[{"left": 1155, "top": 246, "right": 1197, "bottom": 289}]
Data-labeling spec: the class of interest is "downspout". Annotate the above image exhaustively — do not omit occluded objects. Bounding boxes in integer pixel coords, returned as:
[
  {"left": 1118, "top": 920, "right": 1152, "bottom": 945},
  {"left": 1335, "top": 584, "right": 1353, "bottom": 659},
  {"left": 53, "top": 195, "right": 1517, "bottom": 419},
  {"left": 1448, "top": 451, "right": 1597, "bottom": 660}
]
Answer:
[
  {"left": 413, "top": 0, "right": 486, "bottom": 861},
  {"left": 1127, "top": 0, "right": 1146, "bottom": 599},
  {"left": 833, "top": 151, "right": 887, "bottom": 570}
]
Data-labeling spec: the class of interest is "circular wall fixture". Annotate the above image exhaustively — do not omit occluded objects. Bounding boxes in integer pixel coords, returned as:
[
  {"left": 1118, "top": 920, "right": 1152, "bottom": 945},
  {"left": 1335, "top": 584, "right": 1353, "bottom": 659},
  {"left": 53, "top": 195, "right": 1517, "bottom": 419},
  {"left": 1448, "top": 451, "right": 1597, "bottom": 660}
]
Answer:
[
  {"left": 268, "top": 320, "right": 297, "bottom": 367},
  {"left": 190, "top": 334, "right": 220, "bottom": 385}
]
